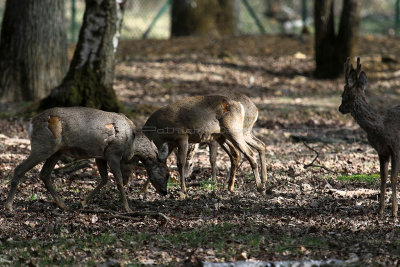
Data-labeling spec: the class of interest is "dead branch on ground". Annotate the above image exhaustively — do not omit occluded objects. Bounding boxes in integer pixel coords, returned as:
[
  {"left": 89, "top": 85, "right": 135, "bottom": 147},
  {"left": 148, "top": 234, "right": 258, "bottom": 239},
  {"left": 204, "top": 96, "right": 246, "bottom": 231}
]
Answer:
[
  {"left": 80, "top": 208, "right": 169, "bottom": 223},
  {"left": 303, "top": 142, "right": 337, "bottom": 174}
]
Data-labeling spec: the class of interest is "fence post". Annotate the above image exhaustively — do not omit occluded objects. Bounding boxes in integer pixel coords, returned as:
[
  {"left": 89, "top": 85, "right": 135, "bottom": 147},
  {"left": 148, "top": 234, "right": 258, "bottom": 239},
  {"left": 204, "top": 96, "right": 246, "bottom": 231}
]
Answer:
[
  {"left": 242, "top": 0, "right": 266, "bottom": 34},
  {"left": 396, "top": 0, "right": 400, "bottom": 35},
  {"left": 302, "top": 0, "right": 307, "bottom": 28},
  {"left": 142, "top": 0, "right": 171, "bottom": 39}
]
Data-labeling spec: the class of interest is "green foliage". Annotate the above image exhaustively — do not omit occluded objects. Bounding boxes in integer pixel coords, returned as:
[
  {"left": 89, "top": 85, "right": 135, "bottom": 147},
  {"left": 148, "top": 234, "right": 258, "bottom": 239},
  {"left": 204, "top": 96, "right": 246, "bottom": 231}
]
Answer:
[
  {"left": 0, "top": 223, "right": 264, "bottom": 265},
  {"left": 337, "top": 173, "right": 380, "bottom": 183},
  {"left": 167, "top": 178, "right": 179, "bottom": 189},
  {"left": 199, "top": 177, "right": 218, "bottom": 191}
]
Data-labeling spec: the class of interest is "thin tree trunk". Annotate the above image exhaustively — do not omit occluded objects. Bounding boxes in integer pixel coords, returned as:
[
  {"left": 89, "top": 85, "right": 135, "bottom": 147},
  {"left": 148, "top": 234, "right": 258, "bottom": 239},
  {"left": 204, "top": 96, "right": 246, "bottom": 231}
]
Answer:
[
  {"left": 314, "top": 0, "right": 359, "bottom": 79},
  {"left": 40, "top": 0, "right": 125, "bottom": 112},
  {"left": 171, "top": 0, "right": 236, "bottom": 37},
  {"left": 337, "top": 0, "right": 360, "bottom": 70},
  {"left": 0, "top": 0, "right": 67, "bottom": 102}
]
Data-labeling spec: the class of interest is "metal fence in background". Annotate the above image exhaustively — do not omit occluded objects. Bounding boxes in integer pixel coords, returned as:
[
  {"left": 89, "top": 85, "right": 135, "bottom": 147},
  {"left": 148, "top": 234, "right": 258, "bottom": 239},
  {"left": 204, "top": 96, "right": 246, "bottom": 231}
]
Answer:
[{"left": 0, "top": 0, "right": 400, "bottom": 42}]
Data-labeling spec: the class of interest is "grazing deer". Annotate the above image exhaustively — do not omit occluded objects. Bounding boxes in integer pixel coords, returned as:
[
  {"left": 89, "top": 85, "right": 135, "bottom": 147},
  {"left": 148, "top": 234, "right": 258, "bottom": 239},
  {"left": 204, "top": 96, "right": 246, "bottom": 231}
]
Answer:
[
  {"left": 339, "top": 57, "right": 400, "bottom": 218},
  {"left": 5, "top": 107, "right": 169, "bottom": 212},
  {"left": 183, "top": 92, "right": 267, "bottom": 191},
  {"left": 142, "top": 95, "right": 265, "bottom": 193}
]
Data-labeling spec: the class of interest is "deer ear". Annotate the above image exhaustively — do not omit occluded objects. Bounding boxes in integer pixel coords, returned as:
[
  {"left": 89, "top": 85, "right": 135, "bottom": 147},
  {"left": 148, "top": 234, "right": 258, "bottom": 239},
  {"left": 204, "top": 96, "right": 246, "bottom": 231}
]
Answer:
[
  {"left": 347, "top": 70, "right": 357, "bottom": 87},
  {"left": 358, "top": 71, "right": 368, "bottom": 92},
  {"left": 158, "top": 142, "right": 169, "bottom": 162}
]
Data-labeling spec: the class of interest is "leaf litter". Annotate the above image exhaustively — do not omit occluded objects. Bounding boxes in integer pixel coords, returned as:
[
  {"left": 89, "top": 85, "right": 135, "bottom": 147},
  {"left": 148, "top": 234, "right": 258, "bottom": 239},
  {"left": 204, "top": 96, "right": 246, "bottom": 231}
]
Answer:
[{"left": 1, "top": 35, "right": 400, "bottom": 265}]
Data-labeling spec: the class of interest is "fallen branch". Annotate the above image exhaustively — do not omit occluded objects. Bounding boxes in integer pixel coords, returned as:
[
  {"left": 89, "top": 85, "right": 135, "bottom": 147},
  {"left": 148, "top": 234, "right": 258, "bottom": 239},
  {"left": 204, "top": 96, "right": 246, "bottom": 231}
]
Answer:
[
  {"left": 327, "top": 188, "right": 379, "bottom": 198},
  {"left": 126, "top": 211, "right": 169, "bottom": 222},
  {"left": 101, "top": 214, "right": 141, "bottom": 221},
  {"left": 80, "top": 208, "right": 169, "bottom": 222},
  {"left": 291, "top": 134, "right": 342, "bottom": 144},
  {"left": 187, "top": 182, "right": 201, "bottom": 187},
  {"left": 303, "top": 142, "right": 337, "bottom": 174}
]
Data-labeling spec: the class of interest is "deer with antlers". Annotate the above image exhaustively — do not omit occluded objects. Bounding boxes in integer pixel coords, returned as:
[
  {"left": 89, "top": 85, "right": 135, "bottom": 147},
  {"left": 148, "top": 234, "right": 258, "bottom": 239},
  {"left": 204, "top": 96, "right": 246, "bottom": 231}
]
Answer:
[{"left": 339, "top": 57, "right": 400, "bottom": 218}]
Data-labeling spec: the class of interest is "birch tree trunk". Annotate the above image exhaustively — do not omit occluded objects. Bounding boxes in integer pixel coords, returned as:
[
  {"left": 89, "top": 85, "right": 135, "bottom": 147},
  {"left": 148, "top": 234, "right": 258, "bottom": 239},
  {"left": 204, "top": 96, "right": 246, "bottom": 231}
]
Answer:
[
  {"left": 0, "top": 0, "right": 67, "bottom": 102},
  {"left": 40, "top": 0, "right": 125, "bottom": 112}
]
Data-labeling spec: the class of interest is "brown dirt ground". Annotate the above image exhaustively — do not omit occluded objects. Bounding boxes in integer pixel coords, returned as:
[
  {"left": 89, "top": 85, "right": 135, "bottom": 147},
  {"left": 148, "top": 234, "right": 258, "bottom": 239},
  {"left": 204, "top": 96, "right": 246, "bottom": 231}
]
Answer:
[{"left": 1, "top": 35, "right": 400, "bottom": 265}]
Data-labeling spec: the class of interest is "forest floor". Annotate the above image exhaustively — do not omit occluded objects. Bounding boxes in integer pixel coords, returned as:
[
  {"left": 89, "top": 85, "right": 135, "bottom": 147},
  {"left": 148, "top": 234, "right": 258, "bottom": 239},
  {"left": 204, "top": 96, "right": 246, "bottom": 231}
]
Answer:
[{"left": 2, "top": 34, "right": 400, "bottom": 266}]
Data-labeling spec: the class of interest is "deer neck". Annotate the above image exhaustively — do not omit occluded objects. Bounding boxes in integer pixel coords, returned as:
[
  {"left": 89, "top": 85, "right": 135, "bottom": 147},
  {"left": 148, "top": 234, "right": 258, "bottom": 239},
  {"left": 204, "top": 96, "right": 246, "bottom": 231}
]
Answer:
[
  {"left": 351, "top": 95, "right": 383, "bottom": 134},
  {"left": 132, "top": 133, "right": 158, "bottom": 165}
]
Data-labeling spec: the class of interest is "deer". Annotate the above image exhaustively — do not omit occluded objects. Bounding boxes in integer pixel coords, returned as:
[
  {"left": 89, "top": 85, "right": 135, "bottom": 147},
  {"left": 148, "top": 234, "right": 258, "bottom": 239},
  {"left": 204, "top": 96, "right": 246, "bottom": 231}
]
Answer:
[
  {"left": 182, "top": 91, "right": 267, "bottom": 190},
  {"left": 142, "top": 92, "right": 267, "bottom": 192},
  {"left": 339, "top": 57, "right": 400, "bottom": 218},
  {"left": 142, "top": 95, "right": 266, "bottom": 193},
  {"left": 4, "top": 107, "right": 170, "bottom": 213}
]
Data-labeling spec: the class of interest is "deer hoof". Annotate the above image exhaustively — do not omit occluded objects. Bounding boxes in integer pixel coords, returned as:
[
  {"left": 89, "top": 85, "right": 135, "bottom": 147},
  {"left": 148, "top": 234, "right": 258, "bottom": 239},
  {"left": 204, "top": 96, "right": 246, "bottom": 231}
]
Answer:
[
  {"left": 378, "top": 209, "right": 384, "bottom": 217},
  {"left": 256, "top": 186, "right": 265, "bottom": 194},
  {"left": 124, "top": 207, "right": 132, "bottom": 213},
  {"left": 5, "top": 202, "right": 13, "bottom": 211},
  {"left": 57, "top": 202, "right": 68, "bottom": 211},
  {"left": 178, "top": 191, "right": 186, "bottom": 200},
  {"left": 140, "top": 187, "right": 148, "bottom": 194}
]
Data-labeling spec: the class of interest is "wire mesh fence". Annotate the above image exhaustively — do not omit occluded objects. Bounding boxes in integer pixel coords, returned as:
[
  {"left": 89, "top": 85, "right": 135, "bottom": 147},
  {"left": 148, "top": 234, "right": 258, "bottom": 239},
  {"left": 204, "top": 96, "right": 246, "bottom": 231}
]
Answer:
[{"left": 0, "top": 0, "right": 399, "bottom": 42}]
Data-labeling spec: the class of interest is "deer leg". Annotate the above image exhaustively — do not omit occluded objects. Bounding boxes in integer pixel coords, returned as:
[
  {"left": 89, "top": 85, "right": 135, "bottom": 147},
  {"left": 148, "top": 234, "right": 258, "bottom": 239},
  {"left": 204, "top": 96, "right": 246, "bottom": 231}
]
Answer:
[
  {"left": 39, "top": 153, "right": 67, "bottom": 210},
  {"left": 82, "top": 158, "right": 109, "bottom": 207},
  {"left": 142, "top": 179, "right": 151, "bottom": 193},
  {"left": 378, "top": 154, "right": 389, "bottom": 216},
  {"left": 217, "top": 138, "right": 239, "bottom": 191},
  {"left": 5, "top": 153, "right": 51, "bottom": 211},
  {"left": 177, "top": 137, "right": 189, "bottom": 193},
  {"left": 122, "top": 157, "right": 139, "bottom": 186},
  {"left": 391, "top": 153, "right": 400, "bottom": 218},
  {"left": 209, "top": 140, "right": 219, "bottom": 182},
  {"left": 246, "top": 134, "right": 268, "bottom": 184},
  {"left": 107, "top": 155, "right": 131, "bottom": 213},
  {"left": 184, "top": 144, "right": 198, "bottom": 180},
  {"left": 225, "top": 134, "right": 262, "bottom": 193}
]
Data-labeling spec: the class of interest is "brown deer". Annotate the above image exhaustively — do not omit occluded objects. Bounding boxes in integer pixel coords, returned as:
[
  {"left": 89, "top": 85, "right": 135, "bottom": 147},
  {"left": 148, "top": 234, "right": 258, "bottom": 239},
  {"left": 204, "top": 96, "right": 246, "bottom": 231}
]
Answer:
[
  {"left": 183, "top": 92, "right": 267, "bottom": 191},
  {"left": 5, "top": 107, "right": 169, "bottom": 212},
  {"left": 339, "top": 57, "right": 399, "bottom": 218},
  {"left": 142, "top": 95, "right": 265, "bottom": 193}
]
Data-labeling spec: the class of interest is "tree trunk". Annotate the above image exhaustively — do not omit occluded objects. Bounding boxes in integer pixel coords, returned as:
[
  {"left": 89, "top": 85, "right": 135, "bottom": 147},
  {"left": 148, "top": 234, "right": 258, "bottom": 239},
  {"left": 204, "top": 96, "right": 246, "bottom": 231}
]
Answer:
[
  {"left": 40, "top": 0, "right": 125, "bottom": 112},
  {"left": 0, "top": 0, "right": 67, "bottom": 102},
  {"left": 314, "top": 0, "right": 360, "bottom": 79},
  {"left": 171, "top": 0, "right": 236, "bottom": 37}
]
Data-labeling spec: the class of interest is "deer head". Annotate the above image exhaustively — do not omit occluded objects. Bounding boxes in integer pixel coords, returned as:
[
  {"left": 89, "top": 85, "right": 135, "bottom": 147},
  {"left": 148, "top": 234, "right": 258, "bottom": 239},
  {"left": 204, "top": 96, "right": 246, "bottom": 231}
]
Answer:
[{"left": 339, "top": 57, "right": 368, "bottom": 114}]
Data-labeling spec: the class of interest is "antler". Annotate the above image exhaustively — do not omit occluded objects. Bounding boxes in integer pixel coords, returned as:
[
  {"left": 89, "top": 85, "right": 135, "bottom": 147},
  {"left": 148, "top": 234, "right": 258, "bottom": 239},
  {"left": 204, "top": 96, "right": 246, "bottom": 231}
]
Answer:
[
  {"left": 344, "top": 57, "right": 362, "bottom": 83},
  {"left": 344, "top": 57, "right": 354, "bottom": 82},
  {"left": 355, "top": 57, "right": 362, "bottom": 76}
]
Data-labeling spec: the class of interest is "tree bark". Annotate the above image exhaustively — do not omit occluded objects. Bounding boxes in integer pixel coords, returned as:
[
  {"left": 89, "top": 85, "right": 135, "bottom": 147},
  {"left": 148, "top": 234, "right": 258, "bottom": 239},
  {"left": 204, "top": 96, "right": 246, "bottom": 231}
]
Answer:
[
  {"left": 171, "top": 0, "right": 236, "bottom": 37},
  {"left": 40, "top": 0, "right": 125, "bottom": 112},
  {"left": 314, "top": 0, "right": 360, "bottom": 79},
  {"left": 0, "top": 0, "right": 67, "bottom": 102}
]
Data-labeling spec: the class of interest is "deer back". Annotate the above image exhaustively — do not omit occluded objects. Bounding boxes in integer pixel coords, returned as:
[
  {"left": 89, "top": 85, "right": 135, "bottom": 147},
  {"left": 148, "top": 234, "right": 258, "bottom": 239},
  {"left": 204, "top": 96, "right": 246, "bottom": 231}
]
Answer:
[
  {"left": 217, "top": 90, "right": 258, "bottom": 134},
  {"left": 144, "top": 95, "right": 244, "bottom": 145},
  {"left": 30, "top": 107, "right": 135, "bottom": 159}
]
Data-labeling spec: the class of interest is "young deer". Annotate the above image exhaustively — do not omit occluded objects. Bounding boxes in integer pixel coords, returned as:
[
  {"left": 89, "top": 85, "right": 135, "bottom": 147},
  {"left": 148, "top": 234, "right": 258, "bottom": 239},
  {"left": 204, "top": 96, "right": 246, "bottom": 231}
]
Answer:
[
  {"left": 5, "top": 107, "right": 169, "bottom": 212},
  {"left": 142, "top": 95, "right": 265, "bottom": 193},
  {"left": 340, "top": 57, "right": 400, "bottom": 218},
  {"left": 184, "top": 92, "right": 267, "bottom": 191}
]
